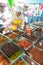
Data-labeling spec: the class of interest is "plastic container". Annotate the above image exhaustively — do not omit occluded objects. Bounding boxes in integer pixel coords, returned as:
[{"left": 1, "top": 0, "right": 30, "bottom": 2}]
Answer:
[
  {"left": 27, "top": 45, "right": 43, "bottom": 65},
  {"left": 1, "top": 41, "right": 24, "bottom": 63}
]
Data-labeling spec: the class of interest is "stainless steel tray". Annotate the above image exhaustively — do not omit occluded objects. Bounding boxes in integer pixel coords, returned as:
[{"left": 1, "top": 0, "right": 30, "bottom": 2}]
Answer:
[
  {"left": 21, "top": 53, "right": 40, "bottom": 65},
  {"left": 1, "top": 41, "right": 24, "bottom": 64},
  {"left": 34, "top": 37, "right": 43, "bottom": 51},
  {"left": 0, "top": 50, "right": 11, "bottom": 65},
  {"left": 11, "top": 54, "right": 27, "bottom": 65},
  {"left": 4, "top": 32, "right": 19, "bottom": 41},
  {"left": 13, "top": 36, "right": 33, "bottom": 50},
  {"left": 27, "top": 45, "right": 43, "bottom": 65},
  {"left": 0, "top": 33, "right": 11, "bottom": 46},
  {"left": 13, "top": 29, "right": 26, "bottom": 36}
]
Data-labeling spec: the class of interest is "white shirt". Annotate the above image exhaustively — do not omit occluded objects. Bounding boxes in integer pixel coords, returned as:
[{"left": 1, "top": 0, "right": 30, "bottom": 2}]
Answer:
[{"left": 21, "top": 14, "right": 26, "bottom": 29}]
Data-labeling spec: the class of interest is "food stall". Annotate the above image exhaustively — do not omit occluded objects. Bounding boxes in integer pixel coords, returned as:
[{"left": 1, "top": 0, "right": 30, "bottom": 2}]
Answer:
[{"left": 0, "top": 0, "right": 43, "bottom": 65}]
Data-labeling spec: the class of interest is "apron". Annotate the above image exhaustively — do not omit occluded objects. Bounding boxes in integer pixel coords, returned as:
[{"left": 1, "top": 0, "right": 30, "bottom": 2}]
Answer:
[{"left": 12, "top": 15, "right": 22, "bottom": 30}]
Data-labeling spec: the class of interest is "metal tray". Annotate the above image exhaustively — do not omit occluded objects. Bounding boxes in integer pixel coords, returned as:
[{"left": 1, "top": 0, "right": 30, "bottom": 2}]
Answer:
[
  {"left": 32, "top": 31, "right": 41, "bottom": 37},
  {"left": 25, "top": 25, "right": 38, "bottom": 35},
  {"left": 0, "top": 50, "right": 10, "bottom": 65},
  {"left": 27, "top": 45, "right": 43, "bottom": 65},
  {"left": 4, "top": 32, "right": 19, "bottom": 41},
  {"left": 0, "top": 33, "right": 11, "bottom": 46},
  {"left": 35, "top": 27, "right": 43, "bottom": 34},
  {"left": 13, "top": 29, "right": 25, "bottom": 36},
  {"left": 25, "top": 34, "right": 39, "bottom": 43},
  {"left": 21, "top": 53, "right": 40, "bottom": 65},
  {"left": 1, "top": 41, "right": 24, "bottom": 63},
  {"left": 14, "top": 36, "right": 33, "bottom": 50},
  {"left": 11, "top": 55, "right": 27, "bottom": 65},
  {"left": 34, "top": 37, "right": 43, "bottom": 51}
]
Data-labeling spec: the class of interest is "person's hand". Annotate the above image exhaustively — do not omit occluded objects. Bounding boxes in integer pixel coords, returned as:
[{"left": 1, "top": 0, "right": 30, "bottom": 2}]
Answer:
[{"left": 12, "top": 22, "right": 19, "bottom": 29}]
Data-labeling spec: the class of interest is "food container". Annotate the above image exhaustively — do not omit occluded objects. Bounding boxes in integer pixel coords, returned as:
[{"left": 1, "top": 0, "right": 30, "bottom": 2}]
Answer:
[
  {"left": 5, "top": 32, "right": 18, "bottom": 40},
  {"left": 12, "top": 57, "right": 27, "bottom": 65},
  {"left": 26, "top": 28, "right": 33, "bottom": 35},
  {"left": 13, "top": 29, "right": 25, "bottom": 35},
  {"left": 21, "top": 53, "right": 40, "bottom": 65},
  {"left": 36, "top": 27, "right": 43, "bottom": 33},
  {"left": 32, "top": 31, "right": 41, "bottom": 38},
  {"left": 27, "top": 46, "right": 43, "bottom": 65},
  {"left": 1, "top": 41, "right": 24, "bottom": 63},
  {"left": 0, "top": 33, "right": 10, "bottom": 46},
  {"left": 25, "top": 26, "right": 34, "bottom": 35},
  {"left": 16, "top": 36, "right": 32, "bottom": 50},
  {"left": 0, "top": 51, "right": 10, "bottom": 65},
  {"left": 26, "top": 35, "right": 39, "bottom": 42},
  {"left": 35, "top": 37, "right": 43, "bottom": 50},
  {"left": 25, "top": 25, "right": 38, "bottom": 34}
]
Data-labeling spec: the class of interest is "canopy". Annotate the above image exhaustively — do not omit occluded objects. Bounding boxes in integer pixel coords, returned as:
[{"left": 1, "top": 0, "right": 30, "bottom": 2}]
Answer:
[
  {"left": 0, "top": 0, "right": 43, "bottom": 4},
  {"left": 25, "top": 0, "right": 43, "bottom": 4}
]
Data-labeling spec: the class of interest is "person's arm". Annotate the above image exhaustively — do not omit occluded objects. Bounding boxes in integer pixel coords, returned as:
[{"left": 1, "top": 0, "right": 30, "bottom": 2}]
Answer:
[
  {"left": 22, "top": 14, "right": 28, "bottom": 30},
  {"left": 23, "top": 22, "right": 26, "bottom": 30},
  {"left": 23, "top": 21, "right": 28, "bottom": 30}
]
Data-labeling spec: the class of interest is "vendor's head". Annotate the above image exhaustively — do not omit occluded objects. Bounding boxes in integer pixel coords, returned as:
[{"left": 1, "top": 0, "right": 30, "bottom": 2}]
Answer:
[{"left": 15, "top": 6, "right": 22, "bottom": 16}]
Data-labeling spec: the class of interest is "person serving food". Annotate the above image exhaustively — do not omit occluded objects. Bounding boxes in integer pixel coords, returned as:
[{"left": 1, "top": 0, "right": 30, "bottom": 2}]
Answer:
[{"left": 12, "top": 6, "right": 26, "bottom": 31}]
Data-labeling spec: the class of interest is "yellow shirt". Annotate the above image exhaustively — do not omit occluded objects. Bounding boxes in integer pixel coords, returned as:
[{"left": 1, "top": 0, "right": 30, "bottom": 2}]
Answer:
[{"left": 12, "top": 14, "right": 22, "bottom": 30}]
